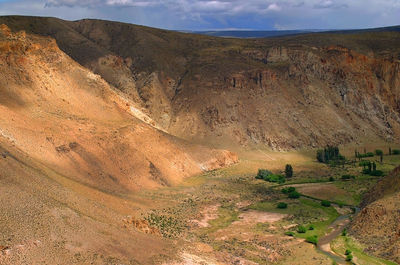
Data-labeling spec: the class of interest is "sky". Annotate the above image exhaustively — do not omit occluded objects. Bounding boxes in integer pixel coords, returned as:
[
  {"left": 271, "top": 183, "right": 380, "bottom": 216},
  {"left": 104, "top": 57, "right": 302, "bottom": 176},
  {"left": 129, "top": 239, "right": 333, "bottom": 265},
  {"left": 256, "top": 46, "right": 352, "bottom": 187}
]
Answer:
[{"left": 0, "top": 0, "right": 400, "bottom": 30}]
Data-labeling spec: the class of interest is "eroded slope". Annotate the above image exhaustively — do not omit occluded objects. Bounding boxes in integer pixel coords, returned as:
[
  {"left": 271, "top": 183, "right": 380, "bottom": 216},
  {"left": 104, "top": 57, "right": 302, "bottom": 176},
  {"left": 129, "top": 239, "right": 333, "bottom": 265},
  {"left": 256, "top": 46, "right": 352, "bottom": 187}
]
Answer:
[
  {"left": 350, "top": 166, "right": 400, "bottom": 264},
  {"left": 1, "top": 16, "right": 400, "bottom": 149},
  {"left": 0, "top": 24, "right": 237, "bottom": 192}
]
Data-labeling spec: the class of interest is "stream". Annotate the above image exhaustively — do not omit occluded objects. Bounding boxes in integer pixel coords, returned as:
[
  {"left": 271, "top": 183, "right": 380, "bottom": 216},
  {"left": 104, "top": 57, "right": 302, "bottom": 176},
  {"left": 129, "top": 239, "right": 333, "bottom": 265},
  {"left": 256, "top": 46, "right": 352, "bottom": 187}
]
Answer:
[{"left": 317, "top": 207, "right": 360, "bottom": 264}]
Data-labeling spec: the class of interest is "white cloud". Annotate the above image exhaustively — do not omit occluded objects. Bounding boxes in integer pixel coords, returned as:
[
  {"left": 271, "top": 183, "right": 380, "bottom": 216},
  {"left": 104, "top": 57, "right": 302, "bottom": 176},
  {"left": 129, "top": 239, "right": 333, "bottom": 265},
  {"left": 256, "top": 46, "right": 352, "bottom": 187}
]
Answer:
[{"left": 267, "top": 3, "right": 281, "bottom": 11}]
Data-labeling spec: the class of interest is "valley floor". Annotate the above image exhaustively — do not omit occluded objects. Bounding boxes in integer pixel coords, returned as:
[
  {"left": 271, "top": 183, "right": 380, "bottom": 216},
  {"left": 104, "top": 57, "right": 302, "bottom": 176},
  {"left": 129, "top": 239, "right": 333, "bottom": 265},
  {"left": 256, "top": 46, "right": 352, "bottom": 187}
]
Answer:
[
  {"left": 1, "top": 142, "right": 399, "bottom": 264},
  {"left": 136, "top": 144, "right": 400, "bottom": 265}
]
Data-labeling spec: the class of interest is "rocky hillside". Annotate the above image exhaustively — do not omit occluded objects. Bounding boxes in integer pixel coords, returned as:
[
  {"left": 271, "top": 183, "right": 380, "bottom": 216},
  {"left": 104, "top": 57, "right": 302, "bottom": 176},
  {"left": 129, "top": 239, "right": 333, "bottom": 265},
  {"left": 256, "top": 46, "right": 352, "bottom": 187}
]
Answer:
[
  {"left": 0, "top": 24, "right": 237, "bottom": 192},
  {"left": 1, "top": 16, "right": 400, "bottom": 149},
  {"left": 0, "top": 24, "right": 238, "bottom": 264},
  {"left": 350, "top": 166, "right": 400, "bottom": 264}
]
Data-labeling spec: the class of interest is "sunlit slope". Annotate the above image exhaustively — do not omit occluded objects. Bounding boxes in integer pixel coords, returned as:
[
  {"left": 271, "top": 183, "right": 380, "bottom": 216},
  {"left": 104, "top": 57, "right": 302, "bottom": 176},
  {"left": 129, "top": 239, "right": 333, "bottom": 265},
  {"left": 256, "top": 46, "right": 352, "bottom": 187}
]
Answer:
[{"left": 0, "top": 24, "right": 237, "bottom": 192}]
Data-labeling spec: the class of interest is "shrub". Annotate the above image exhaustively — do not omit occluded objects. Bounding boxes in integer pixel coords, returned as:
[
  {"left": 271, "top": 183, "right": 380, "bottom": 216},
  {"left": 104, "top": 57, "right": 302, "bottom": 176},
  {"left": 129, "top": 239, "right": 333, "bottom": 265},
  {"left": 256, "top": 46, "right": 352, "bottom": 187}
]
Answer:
[
  {"left": 329, "top": 176, "right": 335, "bottom": 182},
  {"left": 256, "top": 169, "right": 272, "bottom": 179},
  {"left": 306, "top": 235, "right": 318, "bottom": 245},
  {"left": 263, "top": 174, "right": 285, "bottom": 183},
  {"left": 285, "top": 164, "right": 293, "bottom": 178},
  {"left": 282, "top": 187, "right": 296, "bottom": 194},
  {"left": 256, "top": 170, "right": 286, "bottom": 183},
  {"left": 393, "top": 149, "right": 400, "bottom": 155},
  {"left": 362, "top": 168, "right": 371, "bottom": 174},
  {"left": 341, "top": 228, "right": 347, "bottom": 236},
  {"left": 297, "top": 225, "right": 307, "bottom": 233},
  {"left": 375, "top": 149, "right": 383, "bottom": 156},
  {"left": 321, "top": 200, "right": 331, "bottom": 207},
  {"left": 359, "top": 160, "right": 370, "bottom": 167},
  {"left": 285, "top": 231, "right": 294, "bottom": 236},
  {"left": 346, "top": 254, "right": 353, "bottom": 261},
  {"left": 358, "top": 152, "right": 374, "bottom": 158},
  {"left": 345, "top": 249, "right": 352, "bottom": 255},
  {"left": 288, "top": 191, "right": 301, "bottom": 199},
  {"left": 341, "top": 174, "right": 356, "bottom": 180},
  {"left": 277, "top": 202, "right": 288, "bottom": 209},
  {"left": 308, "top": 225, "right": 315, "bottom": 230},
  {"left": 370, "top": 170, "right": 384, "bottom": 176}
]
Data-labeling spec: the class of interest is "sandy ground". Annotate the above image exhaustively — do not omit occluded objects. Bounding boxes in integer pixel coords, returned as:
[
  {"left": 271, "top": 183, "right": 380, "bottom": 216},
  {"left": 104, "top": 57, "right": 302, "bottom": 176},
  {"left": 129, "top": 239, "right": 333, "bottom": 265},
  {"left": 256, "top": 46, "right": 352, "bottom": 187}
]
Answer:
[
  {"left": 190, "top": 204, "right": 220, "bottom": 228},
  {"left": 234, "top": 210, "right": 288, "bottom": 225}
]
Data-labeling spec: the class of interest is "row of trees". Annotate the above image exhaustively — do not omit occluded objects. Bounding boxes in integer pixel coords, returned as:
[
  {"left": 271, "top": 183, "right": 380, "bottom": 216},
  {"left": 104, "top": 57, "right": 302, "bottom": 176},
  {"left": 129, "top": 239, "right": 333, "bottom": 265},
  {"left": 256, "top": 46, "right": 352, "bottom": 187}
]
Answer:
[
  {"left": 316, "top": 145, "right": 345, "bottom": 164},
  {"left": 360, "top": 161, "right": 383, "bottom": 176},
  {"left": 317, "top": 146, "right": 400, "bottom": 165},
  {"left": 356, "top": 148, "right": 400, "bottom": 159}
]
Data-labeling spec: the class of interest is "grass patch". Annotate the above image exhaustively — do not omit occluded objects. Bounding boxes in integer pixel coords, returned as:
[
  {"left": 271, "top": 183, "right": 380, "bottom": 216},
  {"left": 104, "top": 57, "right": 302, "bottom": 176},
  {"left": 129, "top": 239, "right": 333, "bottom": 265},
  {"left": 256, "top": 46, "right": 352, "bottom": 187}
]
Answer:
[
  {"left": 202, "top": 205, "right": 239, "bottom": 234},
  {"left": 294, "top": 198, "right": 339, "bottom": 238},
  {"left": 331, "top": 236, "right": 398, "bottom": 265},
  {"left": 249, "top": 197, "right": 339, "bottom": 239}
]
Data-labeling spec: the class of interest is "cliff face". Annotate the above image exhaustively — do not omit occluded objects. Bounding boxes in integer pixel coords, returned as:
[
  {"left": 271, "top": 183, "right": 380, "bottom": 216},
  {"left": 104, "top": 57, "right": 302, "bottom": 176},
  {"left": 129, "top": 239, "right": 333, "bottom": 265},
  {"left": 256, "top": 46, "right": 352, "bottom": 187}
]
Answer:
[
  {"left": 0, "top": 24, "right": 237, "bottom": 192},
  {"left": 350, "top": 166, "right": 400, "bottom": 263},
  {"left": 168, "top": 45, "right": 400, "bottom": 149},
  {"left": 1, "top": 17, "right": 400, "bottom": 150}
]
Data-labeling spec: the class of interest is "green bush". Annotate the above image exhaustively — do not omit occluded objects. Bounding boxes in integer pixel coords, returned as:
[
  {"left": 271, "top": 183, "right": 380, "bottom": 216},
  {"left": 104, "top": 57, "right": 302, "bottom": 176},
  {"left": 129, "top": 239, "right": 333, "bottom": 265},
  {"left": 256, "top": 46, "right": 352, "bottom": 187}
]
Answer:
[
  {"left": 277, "top": 202, "right": 288, "bottom": 209},
  {"left": 358, "top": 152, "right": 374, "bottom": 158},
  {"left": 341, "top": 228, "right": 347, "bottom": 236},
  {"left": 267, "top": 174, "right": 286, "bottom": 183},
  {"left": 285, "top": 231, "right": 294, "bottom": 236},
  {"left": 308, "top": 225, "right": 315, "bottom": 230},
  {"left": 375, "top": 149, "right": 383, "bottom": 156},
  {"left": 306, "top": 235, "right": 318, "bottom": 245},
  {"left": 256, "top": 169, "right": 286, "bottom": 183},
  {"left": 297, "top": 225, "right": 307, "bottom": 233},
  {"left": 282, "top": 187, "right": 296, "bottom": 193},
  {"left": 370, "top": 170, "right": 384, "bottom": 176},
  {"left": 345, "top": 249, "right": 352, "bottom": 255},
  {"left": 346, "top": 254, "right": 353, "bottom": 261},
  {"left": 362, "top": 168, "right": 369, "bottom": 174},
  {"left": 393, "top": 149, "right": 400, "bottom": 155},
  {"left": 321, "top": 200, "right": 331, "bottom": 207},
  {"left": 359, "top": 160, "right": 370, "bottom": 167},
  {"left": 341, "top": 174, "right": 356, "bottom": 180},
  {"left": 288, "top": 191, "right": 301, "bottom": 199},
  {"left": 329, "top": 176, "right": 335, "bottom": 181},
  {"left": 256, "top": 169, "right": 272, "bottom": 179}
]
